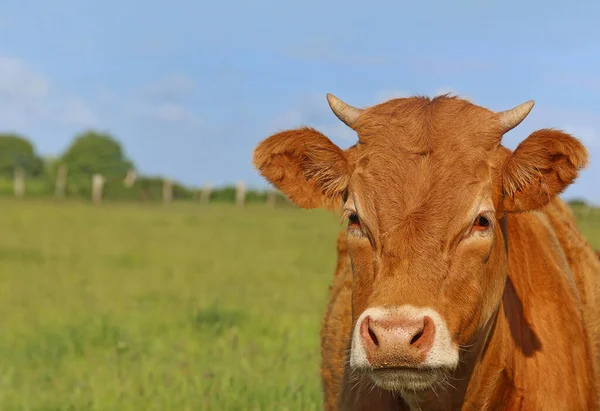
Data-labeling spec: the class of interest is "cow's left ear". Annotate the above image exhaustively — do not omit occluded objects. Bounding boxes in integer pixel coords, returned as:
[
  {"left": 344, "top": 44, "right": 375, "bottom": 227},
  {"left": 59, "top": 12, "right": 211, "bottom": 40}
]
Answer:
[{"left": 502, "top": 129, "right": 589, "bottom": 212}]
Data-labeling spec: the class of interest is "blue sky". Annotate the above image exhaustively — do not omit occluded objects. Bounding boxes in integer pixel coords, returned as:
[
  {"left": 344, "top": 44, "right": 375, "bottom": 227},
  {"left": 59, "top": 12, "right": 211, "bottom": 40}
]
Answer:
[{"left": 1, "top": 0, "right": 599, "bottom": 203}]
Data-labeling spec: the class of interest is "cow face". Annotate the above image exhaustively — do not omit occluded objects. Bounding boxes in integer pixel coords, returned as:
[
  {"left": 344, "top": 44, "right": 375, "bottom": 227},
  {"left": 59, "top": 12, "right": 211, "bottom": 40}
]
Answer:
[{"left": 253, "top": 94, "right": 588, "bottom": 393}]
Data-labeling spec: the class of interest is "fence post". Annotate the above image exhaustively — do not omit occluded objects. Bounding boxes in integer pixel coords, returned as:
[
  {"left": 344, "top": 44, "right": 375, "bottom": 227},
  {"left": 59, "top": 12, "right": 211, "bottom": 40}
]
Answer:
[
  {"left": 92, "top": 174, "right": 105, "bottom": 204},
  {"left": 55, "top": 164, "right": 68, "bottom": 198},
  {"left": 14, "top": 167, "right": 25, "bottom": 198},
  {"left": 235, "top": 181, "right": 246, "bottom": 207},
  {"left": 266, "top": 190, "right": 276, "bottom": 207},
  {"left": 163, "top": 178, "right": 173, "bottom": 204},
  {"left": 124, "top": 169, "right": 137, "bottom": 188},
  {"left": 200, "top": 184, "right": 212, "bottom": 204}
]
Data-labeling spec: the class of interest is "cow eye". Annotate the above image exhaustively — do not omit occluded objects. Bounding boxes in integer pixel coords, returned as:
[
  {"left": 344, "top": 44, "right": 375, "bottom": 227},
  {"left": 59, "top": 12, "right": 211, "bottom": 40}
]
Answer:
[
  {"left": 474, "top": 215, "right": 489, "bottom": 228},
  {"left": 345, "top": 209, "right": 363, "bottom": 236},
  {"left": 469, "top": 214, "right": 491, "bottom": 236}
]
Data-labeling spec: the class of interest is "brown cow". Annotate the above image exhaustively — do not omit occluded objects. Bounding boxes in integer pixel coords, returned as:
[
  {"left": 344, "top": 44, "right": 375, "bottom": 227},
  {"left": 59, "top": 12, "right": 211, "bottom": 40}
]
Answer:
[{"left": 253, "top": 93, "right": 600, "bottom": 410}]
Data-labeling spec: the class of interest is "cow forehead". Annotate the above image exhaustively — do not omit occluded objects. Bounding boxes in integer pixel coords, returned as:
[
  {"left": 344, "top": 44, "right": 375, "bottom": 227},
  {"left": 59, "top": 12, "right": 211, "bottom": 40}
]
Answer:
[
  {"left": 347, "top": 96, "right": 502, "bottom": 215},
  {"left": 348, "top": 143, "right": 500, "bottom": 249},
  {"left": 353, "top": 95, "right": 503, "bottom": 154},
  {"left": 352, "top": 139, "right": 495, "bottom": 209},
  {"left": 357, "top": 162, "right": 491, "bottom": 243}
]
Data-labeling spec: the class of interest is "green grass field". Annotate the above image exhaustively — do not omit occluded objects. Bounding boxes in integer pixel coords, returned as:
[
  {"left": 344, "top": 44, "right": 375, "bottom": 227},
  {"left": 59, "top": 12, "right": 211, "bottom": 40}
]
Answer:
[{"left": 0, "top": 199, "right": 598, "bottom": 411}]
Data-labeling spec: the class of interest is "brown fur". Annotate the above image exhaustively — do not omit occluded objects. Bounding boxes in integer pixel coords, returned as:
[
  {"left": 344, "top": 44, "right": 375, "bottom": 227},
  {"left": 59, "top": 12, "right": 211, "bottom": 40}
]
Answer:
[
  {"left": 320, "top": 231, "right": 353, "bottom": 411},
  {"left": 253, "top": 94, "right": 600, "bottom": 410},
  {"left": 502, "top": 129, "right": 589, "bottom": 212},
  {"left": 252, "top": 127, "right": 350, "bottom": 210}
]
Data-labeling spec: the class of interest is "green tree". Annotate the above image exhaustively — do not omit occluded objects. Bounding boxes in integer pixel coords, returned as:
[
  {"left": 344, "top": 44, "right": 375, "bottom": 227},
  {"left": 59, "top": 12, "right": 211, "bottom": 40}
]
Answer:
[
  {"left": 61, "top": 130, "right": 135, "bottom": 182},
  {"left": 0, "top": 134, "right": 44, "bottom": 178}
]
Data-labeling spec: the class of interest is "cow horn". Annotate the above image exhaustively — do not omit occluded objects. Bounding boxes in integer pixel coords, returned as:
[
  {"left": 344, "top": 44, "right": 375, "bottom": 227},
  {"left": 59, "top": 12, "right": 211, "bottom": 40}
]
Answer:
[
  {"left": 326, "top": 93, "right": 364, "bottom": 128},
  {"left": 497, "top": 100, "right": 535, "bottom": 133}
]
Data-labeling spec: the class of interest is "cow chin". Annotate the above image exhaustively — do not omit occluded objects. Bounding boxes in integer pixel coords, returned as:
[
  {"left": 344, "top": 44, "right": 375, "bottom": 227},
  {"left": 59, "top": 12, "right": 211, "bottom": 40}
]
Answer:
[{"left": 367, "top": 367, "right": 446, "bottom": 392}]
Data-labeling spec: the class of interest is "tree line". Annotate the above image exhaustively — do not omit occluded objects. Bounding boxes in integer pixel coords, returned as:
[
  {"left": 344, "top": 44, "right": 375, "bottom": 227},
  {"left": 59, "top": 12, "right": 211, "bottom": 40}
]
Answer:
[
  {"left": 0, "top": 130, "right": 287, "bottom": 205},
  {"left": 3, "top": 130, "right": 592, "bottom": 209}
]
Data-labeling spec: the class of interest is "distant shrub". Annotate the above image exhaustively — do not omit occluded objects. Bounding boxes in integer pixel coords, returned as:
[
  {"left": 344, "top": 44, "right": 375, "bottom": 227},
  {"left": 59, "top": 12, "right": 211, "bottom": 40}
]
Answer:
[
  {"left": 0, "top": 178, "right": 53, "bottom": 197},
  {"left": 568, "top": 198, "right": 588, "bottom": 207},
  {"left": 211, "top": 186, "right": 236, "bottom": 203}
]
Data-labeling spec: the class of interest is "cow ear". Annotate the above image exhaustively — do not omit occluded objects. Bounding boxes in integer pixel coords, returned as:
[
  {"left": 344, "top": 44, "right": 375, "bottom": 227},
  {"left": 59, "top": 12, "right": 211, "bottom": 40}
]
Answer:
[
  {"left": 253, "top": 127, "right": 351, "bottom": 210},
  {"left": 502, "top": 129, "right": 589, "bottom": 212}
]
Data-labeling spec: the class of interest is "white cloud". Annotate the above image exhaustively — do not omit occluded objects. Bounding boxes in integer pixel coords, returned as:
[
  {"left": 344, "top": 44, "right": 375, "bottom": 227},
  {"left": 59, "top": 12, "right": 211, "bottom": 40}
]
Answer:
[
  {"left": 0, "top": 54, "right": 98, "bottom": 133},
  {"left": 0, "top": 54, "right": 203, "bottom": 161},
  {"left": 0, "top": 55, "right": 49, "bottom": 98},
  {"left": 0, "top": 55, "right": 199, "bottom": 127},
  {"left": 153, "top": 102, "right": 191, "bottom": 122},
  {"left": 59, "top": 97, "right": 98, "bottom": 126},
  {"left": 121, "top": 74, "right": 200, "bottom": 125},
  {"left": 142, "top": 73, "right": 195, "bottom": 102}
]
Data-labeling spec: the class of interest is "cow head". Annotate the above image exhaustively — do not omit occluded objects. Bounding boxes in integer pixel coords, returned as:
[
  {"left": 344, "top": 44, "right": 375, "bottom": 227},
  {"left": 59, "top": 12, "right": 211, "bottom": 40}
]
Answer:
[{"left": 253, "top": 93, "right": 588, "bottom": 393}]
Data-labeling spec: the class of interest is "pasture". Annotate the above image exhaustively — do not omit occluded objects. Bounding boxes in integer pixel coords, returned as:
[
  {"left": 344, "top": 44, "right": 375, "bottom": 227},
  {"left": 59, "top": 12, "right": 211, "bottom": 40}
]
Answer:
[{"left": 0, "top": 199, "right": 598, "bottom": 410}]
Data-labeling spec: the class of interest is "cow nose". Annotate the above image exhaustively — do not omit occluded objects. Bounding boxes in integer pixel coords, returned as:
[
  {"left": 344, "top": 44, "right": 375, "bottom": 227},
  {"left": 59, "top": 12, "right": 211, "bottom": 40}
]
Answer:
[{"left": 359, "top": 314, "right": 435, "bottom": 367}]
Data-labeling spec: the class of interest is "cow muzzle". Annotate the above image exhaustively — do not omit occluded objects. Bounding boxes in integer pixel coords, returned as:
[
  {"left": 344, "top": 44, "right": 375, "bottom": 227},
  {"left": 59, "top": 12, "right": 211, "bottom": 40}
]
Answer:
[{"left": 349, "top": 305, "right": 460, "bottom": 391}]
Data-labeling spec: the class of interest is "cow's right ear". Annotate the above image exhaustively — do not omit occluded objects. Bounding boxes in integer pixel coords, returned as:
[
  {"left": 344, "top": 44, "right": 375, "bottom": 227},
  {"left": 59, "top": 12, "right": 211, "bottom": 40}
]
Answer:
[{"left": 253, "top": 127, "right": 351, "bottom": 210}]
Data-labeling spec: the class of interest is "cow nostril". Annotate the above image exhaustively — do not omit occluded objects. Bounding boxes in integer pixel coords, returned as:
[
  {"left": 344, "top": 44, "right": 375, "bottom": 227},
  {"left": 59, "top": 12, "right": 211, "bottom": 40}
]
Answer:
[
  {"left": 410, "top": 316, "right": 434, "bottom": 348},
  {"left": 368, "top": 326, "right": 379, "bottom": 347},
  {"left": 410, "top": 329, "right": 424, "bottom": 345},
  {"left": 360, "top": 316, "right": 381, "bottom": 348}
]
